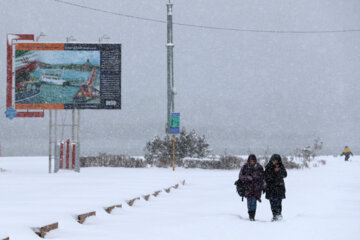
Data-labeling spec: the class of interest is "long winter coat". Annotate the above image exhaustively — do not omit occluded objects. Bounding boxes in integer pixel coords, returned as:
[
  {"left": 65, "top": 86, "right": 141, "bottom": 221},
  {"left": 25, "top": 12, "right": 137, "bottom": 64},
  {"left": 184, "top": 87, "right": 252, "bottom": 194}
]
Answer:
[
  {"left": 239, "top": 163, "right": 264, "bottom": 200},
  {"left": 265, "top": 160, "right": 287, "bottom": 199}
]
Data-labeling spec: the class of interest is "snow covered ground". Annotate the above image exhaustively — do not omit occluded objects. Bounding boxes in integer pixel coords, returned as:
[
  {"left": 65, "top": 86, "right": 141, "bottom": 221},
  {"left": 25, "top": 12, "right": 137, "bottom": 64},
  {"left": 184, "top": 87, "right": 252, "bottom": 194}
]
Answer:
[{"left": 0, "top": 156, "right": 359, "bottom": 240}]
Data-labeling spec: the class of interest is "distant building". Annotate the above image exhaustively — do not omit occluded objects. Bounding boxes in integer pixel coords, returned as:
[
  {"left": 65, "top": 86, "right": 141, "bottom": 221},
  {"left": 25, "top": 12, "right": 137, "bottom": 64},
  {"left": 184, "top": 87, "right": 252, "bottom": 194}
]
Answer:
[{"left": 81, "top": 59, "right": 93, "bottom": 72}]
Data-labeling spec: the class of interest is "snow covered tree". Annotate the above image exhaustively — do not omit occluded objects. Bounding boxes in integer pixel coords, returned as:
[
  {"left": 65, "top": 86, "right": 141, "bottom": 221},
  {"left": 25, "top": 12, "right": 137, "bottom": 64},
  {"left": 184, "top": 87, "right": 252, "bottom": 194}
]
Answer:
[
  {"left": 144, "top": 128, "right": 210, "bottom": 167},
  {"left": 291, "top": 138, "right": 323, "bottom": 167},
  {"left": 312, "top": 137, "right": 323, "bottom": 159}
]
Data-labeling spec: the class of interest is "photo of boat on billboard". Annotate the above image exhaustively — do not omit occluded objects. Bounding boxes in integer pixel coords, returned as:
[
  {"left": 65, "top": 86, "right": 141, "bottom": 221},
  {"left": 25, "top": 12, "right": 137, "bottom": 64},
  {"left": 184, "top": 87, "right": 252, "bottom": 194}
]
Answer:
[{"left": 14, "top": 43, "right": 121, "bottom": 110}]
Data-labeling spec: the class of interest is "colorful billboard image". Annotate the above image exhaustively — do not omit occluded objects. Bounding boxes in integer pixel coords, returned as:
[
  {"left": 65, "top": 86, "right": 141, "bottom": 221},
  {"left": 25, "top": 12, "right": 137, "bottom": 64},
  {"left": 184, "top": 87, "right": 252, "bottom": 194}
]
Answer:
[{"left": 14, "top": 43, "right": 121, "bottom": 109}]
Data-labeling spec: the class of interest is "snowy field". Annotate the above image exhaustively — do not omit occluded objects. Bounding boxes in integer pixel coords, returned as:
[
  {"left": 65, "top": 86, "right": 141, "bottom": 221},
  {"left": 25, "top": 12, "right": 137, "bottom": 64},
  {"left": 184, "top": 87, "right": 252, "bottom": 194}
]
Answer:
[{"left": 0, "top": 156, "right": 359, "bottom": 240}]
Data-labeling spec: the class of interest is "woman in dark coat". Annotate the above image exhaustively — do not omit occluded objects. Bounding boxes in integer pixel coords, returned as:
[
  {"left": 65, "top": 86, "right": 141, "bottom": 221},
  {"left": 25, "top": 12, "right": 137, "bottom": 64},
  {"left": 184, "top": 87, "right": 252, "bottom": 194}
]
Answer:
[
  {"left": 239, "top": 154, "right": 264, "bottom": 221},
  {"left": 265, "top": 154, "right": 287, "bottom": 221}
]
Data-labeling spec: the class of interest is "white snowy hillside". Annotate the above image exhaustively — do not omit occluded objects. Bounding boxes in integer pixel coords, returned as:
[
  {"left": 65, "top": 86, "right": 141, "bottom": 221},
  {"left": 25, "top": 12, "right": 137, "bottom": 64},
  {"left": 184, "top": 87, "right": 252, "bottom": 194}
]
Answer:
[{"left": 0, "top": 156, "right": 359, "bottom": 240}]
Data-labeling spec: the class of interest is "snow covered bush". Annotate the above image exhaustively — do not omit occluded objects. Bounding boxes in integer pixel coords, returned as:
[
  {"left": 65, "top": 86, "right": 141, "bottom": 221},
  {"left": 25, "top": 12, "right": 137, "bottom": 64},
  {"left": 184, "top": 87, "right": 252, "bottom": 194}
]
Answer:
[
  {"left": 182, "top": 159, "right": 220, "bottom": 169},
  {"left": 179, "top": 155, "right": 245, "bottom": 169},
  {"left": 143, "top": 136, "right": 168, "bottom": 166},
  {"left": 80, "top": 153, "right": 147, "bottom": 168},
  {"left": 259, "top": 146, "right": 272, "bottom": 166},
  {"left": 219, "top": 155, "right": 245, "bottom": 169},
  {"left": 280, "top": 156, "right": 302, "bottom": 169},
  {"left": 318, "top": 159, "right": 326, "bottom": 165},
  {"left": 259, "top": 146, "right": 301, "bottom": 169},
  {"left": 292, "top": 138, "right": 323, "bottom": 166},
  {"left": 144, "top": 128, "right": 210, "bottom": 167}
]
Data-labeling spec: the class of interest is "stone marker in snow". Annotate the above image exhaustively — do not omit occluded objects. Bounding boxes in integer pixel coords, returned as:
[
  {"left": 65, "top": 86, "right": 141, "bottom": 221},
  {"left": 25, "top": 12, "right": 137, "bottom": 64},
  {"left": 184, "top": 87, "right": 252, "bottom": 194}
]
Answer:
[
  {"left": 33, "top": 222, "right": 58, "bottom": 238},
  {"left": 78, "top": 212, "right": 96, "bottom": 224},
  {"left": 143, "top": 194, "right": 151, "bottom": 201},
  {"left": 105, "top": 204, "right": 122, "bottom": 214},
  {"left": 127, "top": 197, "right": 141, "bottom": 206},
  {"left": 153, "top": 190, "right": 162, "bottom": 197}
]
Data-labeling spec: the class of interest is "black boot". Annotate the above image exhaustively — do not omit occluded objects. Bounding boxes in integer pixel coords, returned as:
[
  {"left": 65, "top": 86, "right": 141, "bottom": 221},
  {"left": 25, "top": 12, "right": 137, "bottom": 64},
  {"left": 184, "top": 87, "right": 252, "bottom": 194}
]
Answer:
[
  {"left": 271, "top": 210, "right": 278, "bottom": 221},
  {"left": 278, "top": 206, "right": 283, "bottom": 220},
  {"left": 248, "top": 211, "right": 255, "bottom": 221},
  {"left": 252, "top": 211, "right": 256, "bottom": 221}
]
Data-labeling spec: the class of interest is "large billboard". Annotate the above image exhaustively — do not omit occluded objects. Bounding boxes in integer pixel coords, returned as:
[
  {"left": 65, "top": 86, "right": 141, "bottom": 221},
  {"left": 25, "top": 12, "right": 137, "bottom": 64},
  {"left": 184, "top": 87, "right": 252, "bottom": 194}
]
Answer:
[{"left": 14, "top": 43, "right": 121, "bottom": 109}]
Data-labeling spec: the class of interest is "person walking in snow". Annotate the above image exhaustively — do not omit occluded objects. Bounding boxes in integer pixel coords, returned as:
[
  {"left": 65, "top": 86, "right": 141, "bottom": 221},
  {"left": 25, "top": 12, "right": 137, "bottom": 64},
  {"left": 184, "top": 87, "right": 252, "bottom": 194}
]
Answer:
[
  {"left": 238, "top": 154, "right": 264, "bottom": 221},
  {"left": 265, "top": 154, "right": 287, "bottom": 221},
  {"left": 340, "top": 146, "right": 353, "bottom": 161}
]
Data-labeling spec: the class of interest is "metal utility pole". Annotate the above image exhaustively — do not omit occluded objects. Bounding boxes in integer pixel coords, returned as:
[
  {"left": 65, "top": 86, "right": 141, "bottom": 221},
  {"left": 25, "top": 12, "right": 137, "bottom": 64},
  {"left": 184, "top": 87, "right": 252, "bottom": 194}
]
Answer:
[{"left": 166, "top": 0, "right": 175, "bottom": 134}]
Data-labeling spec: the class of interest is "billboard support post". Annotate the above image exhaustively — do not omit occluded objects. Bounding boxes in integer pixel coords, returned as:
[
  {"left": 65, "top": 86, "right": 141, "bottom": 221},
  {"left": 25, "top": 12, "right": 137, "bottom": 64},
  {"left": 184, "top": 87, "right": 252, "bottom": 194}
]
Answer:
[
  {"left": 48, "top": 110, "right": 52, "bottom": 173},
  {"left": 53, "top": 110, "right": 81, "bottom": 173},
  {"left": 54, "top": 110, "right": 57, "bottom": 170},
  {"left": 72, "top": 109, "right": 75, "bottom": 141},
  {"left": 77, "top": 110, "right": 80, "bottom": 144}
]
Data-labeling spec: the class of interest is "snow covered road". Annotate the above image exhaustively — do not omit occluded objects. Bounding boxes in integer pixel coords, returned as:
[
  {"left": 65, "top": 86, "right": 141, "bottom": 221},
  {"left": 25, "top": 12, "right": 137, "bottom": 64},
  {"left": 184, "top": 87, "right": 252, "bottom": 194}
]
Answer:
[{"left": 1, "top": 156, "right": 359, "bottom": 239}]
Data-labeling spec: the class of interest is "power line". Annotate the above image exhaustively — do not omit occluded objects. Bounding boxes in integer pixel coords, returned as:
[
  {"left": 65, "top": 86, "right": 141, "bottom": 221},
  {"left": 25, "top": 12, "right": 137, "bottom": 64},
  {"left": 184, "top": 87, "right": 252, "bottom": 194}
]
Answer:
[
  {"left": 53, "top": 0, "right": 166, "bottom": 24},
  {"left": 173, "top": 22, "right": 360, "bottom": 34},
  {"left": 51, "top": 0, "right": 360, "bottom": 34}
]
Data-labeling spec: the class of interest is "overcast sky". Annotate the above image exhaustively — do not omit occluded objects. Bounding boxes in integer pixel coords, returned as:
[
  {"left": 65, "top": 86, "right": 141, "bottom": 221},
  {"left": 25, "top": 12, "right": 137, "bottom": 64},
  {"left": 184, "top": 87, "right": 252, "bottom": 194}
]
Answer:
[{"left": 1, "top": 0, "right": 360, "bottom": 157}]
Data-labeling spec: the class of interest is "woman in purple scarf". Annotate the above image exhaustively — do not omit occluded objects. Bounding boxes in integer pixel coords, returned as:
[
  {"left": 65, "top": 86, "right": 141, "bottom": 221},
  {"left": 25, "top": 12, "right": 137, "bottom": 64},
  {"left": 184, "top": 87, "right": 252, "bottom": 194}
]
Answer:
[{"left": 239, "top": 154, "right": 265, "bottom": 221}]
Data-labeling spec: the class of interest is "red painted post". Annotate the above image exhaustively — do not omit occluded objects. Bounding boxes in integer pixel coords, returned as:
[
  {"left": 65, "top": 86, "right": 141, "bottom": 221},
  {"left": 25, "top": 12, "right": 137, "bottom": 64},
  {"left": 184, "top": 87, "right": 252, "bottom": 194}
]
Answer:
[
  {"left": 72, "top": 144, "right": 76, "bottom": 169},
  {"left": 60, "top": 142, "right": 64, "bottom": 168},
  {"left": 66, "top": 139, "right": 70, "bottom": 169}
]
